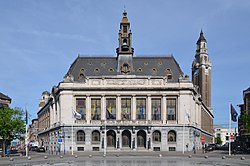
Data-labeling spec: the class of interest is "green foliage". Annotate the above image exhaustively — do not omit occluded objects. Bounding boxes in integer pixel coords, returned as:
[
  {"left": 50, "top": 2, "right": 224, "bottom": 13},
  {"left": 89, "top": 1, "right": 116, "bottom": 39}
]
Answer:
[
  {"left": 215, "top": 137, "right": 222, "bottom": 145},
  {"left": 0, "top": 107, "right": 26, "bottom": 156},
  {"left": 242, "top": 112, "right": 250, "bottom": 132}
]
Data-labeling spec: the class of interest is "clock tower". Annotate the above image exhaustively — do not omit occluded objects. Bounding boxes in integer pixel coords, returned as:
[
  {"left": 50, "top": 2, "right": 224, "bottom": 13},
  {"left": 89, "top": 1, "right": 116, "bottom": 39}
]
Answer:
[{"left": 192, "top": 30, "right": 212, "bottom": 109}]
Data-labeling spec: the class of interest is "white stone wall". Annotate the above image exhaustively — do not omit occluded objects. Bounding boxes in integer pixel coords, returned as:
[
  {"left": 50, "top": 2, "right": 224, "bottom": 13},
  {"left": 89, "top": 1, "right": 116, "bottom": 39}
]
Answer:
[{"left": 37, "top": 76, "right": 212, "bottom": 152}]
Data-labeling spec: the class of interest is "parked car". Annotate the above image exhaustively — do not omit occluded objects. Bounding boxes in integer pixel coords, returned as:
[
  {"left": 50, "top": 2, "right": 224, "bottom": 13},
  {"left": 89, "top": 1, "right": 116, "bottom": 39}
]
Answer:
[
  {"left": 30, "top": 146, "right": 38, "bottom": 151},
  {"left": 37, "top": 147, "right": 45, "bottom": 152},
  {"left": 205, "top": 144, "right": 215, "bottom": 151}
]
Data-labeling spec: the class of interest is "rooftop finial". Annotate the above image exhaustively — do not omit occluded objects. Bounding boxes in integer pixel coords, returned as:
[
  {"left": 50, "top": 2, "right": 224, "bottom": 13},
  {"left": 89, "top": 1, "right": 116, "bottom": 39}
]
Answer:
[
  {"left": 196, "top": 29, "right": 206, "bottom": 44},
  {"left": 123, "top": 5, "right": 127, "bottom": 17}
]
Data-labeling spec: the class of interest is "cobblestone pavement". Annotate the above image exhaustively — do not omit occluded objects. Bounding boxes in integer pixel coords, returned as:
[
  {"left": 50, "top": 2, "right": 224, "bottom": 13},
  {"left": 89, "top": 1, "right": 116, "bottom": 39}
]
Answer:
[{"left": 0, "top": 150, "right": 250, "bottom": 166}]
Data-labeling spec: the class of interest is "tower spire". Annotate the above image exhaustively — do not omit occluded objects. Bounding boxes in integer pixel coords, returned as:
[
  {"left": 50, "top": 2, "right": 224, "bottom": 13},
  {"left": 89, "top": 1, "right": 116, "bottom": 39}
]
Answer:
[
  {"left": 116, "top": 8, "right": 134, "bottom": 55},
  {"left": 196, "top": 29, "right": 207, "bottom": 44}
]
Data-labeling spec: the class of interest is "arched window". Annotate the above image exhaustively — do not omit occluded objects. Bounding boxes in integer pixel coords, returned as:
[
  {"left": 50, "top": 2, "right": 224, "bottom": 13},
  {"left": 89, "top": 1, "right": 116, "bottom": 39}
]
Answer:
[
  {"left": 77, "top": 130, "right": 85, "bottom": 143},
  {"left": 92, "top": 130, "right": 100, "bottom": 144},
  {"left": 168, "top": 130, "right": 176, "bottom": 142},
  {"left": 152, "top": 130, "right": 161, "bottom": 142}
]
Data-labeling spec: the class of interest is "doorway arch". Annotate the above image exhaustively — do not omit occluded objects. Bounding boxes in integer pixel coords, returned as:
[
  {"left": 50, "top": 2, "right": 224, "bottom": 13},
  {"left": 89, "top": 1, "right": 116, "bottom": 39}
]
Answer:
[
  {"left": 122, "top": 130, "right": 131, "bottom": 148},
  {"left": 107, "top": 130, "right": 116, "bottom": 148},
  {"left": 137, "top": 130, "right": 146, "bottom": 148}
]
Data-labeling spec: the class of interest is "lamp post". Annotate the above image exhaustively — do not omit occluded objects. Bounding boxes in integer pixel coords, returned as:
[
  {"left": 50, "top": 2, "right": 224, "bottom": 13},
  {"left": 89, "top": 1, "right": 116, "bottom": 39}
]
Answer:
[
  {"left": 63, "top": 128, "right": 65, "bottom": 154},
  {"left": 104, "top": 120, "right": 107, "bottom": 156}
]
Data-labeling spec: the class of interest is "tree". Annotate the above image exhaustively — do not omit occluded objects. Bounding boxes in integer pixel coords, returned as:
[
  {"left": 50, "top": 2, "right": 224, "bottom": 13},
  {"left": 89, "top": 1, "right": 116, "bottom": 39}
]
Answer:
[
  {"left": 215, "top": 136, "right": 222, "bottom": 145},
  {"left": 0, "top": 107, "right": 26, "bottom": 157},
  {"left": 242, "top": 112, "right": 250, "bottom": 133}
]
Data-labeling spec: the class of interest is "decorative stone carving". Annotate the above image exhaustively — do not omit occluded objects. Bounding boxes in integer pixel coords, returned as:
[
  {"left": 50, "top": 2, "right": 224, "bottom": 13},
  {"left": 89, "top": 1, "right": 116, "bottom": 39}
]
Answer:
[{"left": 63, "top": 73, "right": 74, "bottom": 82}]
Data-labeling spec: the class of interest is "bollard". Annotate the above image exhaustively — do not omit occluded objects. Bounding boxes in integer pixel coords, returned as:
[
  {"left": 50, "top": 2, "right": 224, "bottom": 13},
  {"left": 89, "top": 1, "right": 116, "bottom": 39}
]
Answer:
[
  {"left": 44, "top": 155, "right": 48, "bottom": 159},
  {"left": 159, "top": 154, "right": 162, "bottom": 157},
  {"left": 241, "top": 156, "right": 245, "bottom": 160},
  {"left": 222, "top": 156, "right": 226, "bottom": 159},
  {"left": 9, "top": 157, "right": 14, "bottom": 161},
  {"left": 60, "top": 155, "right": 63, "bottom": 158},
  {"left": 188, "top": 155, "right": 192, "bottom": 158},
  {"left": 89, "top": 154, "right": 92, "bottom": 158},
  {"left": 28, "top": 156, "right": 31, "bottom": 160},
  {"left": 103, "top": 154, "right": 106, "bottom": 157},
  {"left": 205, "top": 156, "right": 208, "bottom": 159},
  {"left": 74, "top": 155, "right": 78, "bottom": 158}
]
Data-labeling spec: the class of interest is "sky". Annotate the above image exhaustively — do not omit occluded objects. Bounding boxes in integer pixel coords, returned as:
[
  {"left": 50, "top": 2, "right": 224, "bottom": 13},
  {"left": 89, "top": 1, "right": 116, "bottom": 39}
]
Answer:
[{"left": 0, "top": 0, "right": 249, "bottom": 128}]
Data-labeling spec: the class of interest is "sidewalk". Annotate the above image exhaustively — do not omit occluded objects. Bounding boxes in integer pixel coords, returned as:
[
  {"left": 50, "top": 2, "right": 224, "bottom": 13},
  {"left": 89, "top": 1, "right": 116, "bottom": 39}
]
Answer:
[{"left": 0, "top": 150, "right": 250, "bottom": 166}]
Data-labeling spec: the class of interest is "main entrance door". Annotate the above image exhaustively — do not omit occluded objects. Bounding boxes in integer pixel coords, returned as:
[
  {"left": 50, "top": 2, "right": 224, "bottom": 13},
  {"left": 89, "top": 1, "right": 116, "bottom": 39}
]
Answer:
[
  {"left": 122, "top": 130, "right": 131, "bottom": 148},
  {"left": 137, "top": 130, "right": 146, "bottom": 148},
  {"left": 107, "top": 130, "right": 116, "bottom": 148}
]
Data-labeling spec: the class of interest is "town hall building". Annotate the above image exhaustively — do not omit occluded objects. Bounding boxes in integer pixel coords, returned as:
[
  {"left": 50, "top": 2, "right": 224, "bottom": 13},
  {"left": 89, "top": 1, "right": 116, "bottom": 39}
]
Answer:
[{"left": 37, "top": 9, "right": 213, "bottom": 153}]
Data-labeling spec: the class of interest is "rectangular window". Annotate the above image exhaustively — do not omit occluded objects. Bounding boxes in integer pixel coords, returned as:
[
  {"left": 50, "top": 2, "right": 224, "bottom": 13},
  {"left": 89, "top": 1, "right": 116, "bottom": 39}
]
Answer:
[
  {"left": 121, "top": 98, "right": 131, "bottom": 120},
  {"left": 167, "top": 98, "right": 176, "bottom": 120},
  {"left": 91, "top": 98, "right": 101, "bottom": 120},
  {"left": 106, "top": 98, "right": 116, "bottom": 120},
  {"left": 76, "top": 98, "right": 86, "bottom": 120},
  {"left": 151, "top": 98, "right": 161, "bottom": 120},
  {"left": 136, "top": 98, "right": 146, "bottom": 120}
]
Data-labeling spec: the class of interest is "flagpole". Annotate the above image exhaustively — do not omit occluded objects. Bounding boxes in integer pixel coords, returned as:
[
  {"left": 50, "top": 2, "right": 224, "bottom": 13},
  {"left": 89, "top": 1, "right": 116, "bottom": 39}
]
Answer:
[
  {"left": 182, "top": 123, "right": 185, "bottom": 154},
  {"left": 25, "top": 106, "right": 28, "bottom": 157},
  {"left": 25, "top": 121, "right": 28, "bottom": 157},
  {"left": 229, "top": 103, "right": 231, "bottom": 156},
  {"left": 104, "top": 120, "right": 107, "bottom": 156}
]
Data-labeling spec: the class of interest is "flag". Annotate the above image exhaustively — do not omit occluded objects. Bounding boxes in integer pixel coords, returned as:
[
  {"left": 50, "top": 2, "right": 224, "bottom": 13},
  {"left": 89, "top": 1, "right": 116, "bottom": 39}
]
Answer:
[
  {"left": 25, "top": 110, "right": 28, "bottom": 124},
  {"left": 92, "top": 102, "right": 97, "bottom": 119},
  {"left": 72, "top": 109, "right": 82, "bottom": 120},
  {"left": 139, "top": 105, "right": 144, "bottom": 119},
  {"left": 106, "top": 103, "right": 115, "bottom": 119},
  {"left": 106, "top": 109, "right": 115, "bottom": 119},
  {"left": 230, "top": 104, "right": 238, "bottom": 122}
]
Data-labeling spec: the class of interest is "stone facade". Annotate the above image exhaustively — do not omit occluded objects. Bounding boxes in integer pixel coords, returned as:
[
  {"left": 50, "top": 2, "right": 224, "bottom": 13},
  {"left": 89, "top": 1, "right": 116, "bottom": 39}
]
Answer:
[{"left": 37, "top": 9, "right": 213, "bottom": 153}]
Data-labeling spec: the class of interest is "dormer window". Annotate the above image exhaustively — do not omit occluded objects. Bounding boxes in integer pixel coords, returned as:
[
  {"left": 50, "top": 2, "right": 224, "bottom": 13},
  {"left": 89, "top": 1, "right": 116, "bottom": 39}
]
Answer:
[
  {"left": 121, "top": 62, "right": 131, "bottom": 74},
  {"left": 78, "top": 73, "right": 85, "bottom": 81},
  {"left": 95, "top": 68, "right": 100, "bottom": 72},
  {"left": 80, "top": 68, "right": 85, "bottom": 72},
  {"left": 137, "top": 68, "right": 143, "bottom": 72},
  {"left": 165, "top": 68, "right": 173, "bottom": 80}
]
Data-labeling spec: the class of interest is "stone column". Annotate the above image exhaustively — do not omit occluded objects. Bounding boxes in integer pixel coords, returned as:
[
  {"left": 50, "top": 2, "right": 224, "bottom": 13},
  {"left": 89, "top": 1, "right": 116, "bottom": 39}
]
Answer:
[
  {"left": 132, "top": 95, "right": 136, "bottom": 121},
  {"left": 147, "top": 95, "right": 151, "bottom": 121},
  {"left": 117, "top": 95, "right": 121, "bottom": 120},
  {"left": 86, "top": 95, "right": 90, "bottom": 124},
  {"left": 101, "top": 95, "right": 106, "bottom": 120},
  {"left": 162, "top": 95, "right": 167, "bottom": 124}
]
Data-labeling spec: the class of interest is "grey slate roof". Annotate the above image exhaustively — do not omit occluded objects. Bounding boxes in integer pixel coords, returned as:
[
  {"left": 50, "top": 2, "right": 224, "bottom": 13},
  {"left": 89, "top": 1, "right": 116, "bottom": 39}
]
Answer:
[
  {"left": 0, "top": 92, "right": 11, "bottom": 100},
  {"left": 67, "top": 55, "right": 184, "bottom": 82}
]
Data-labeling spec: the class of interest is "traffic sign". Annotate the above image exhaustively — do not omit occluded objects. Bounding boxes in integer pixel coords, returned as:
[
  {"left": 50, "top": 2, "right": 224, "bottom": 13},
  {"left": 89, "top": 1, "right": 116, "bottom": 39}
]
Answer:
[{"left": 58, "top": 138, "right": 62, "bottom": 143}]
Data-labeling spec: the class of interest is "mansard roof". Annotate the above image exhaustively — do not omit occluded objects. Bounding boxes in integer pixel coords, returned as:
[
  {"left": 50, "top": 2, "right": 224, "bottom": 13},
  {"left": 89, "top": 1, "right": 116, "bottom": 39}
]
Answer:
[
  {"left": 0, "top": 92, "right": 11, "bottom": 101},
  {"left": 66, "top": 55, "right": 184, "bottom": 82}
]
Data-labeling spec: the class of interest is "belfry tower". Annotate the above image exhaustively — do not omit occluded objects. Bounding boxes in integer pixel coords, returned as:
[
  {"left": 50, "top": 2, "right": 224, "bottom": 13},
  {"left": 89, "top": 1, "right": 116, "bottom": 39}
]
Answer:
[
  {"left": 192, "top": 30, "right": 212, "bottom": 109},
  {"left": 116, "top": 8, "right": 134, "bottom": 74}
]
